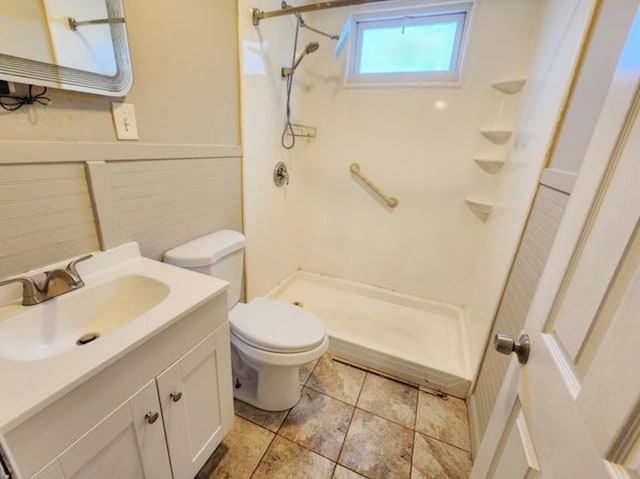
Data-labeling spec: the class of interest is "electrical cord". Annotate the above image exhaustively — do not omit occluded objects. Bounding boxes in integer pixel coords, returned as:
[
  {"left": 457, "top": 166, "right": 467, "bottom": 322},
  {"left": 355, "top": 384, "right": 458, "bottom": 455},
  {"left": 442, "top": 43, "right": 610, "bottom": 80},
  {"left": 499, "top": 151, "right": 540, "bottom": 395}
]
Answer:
[{"left": 0, "top": 85, "right": 51, "bottom": 111}]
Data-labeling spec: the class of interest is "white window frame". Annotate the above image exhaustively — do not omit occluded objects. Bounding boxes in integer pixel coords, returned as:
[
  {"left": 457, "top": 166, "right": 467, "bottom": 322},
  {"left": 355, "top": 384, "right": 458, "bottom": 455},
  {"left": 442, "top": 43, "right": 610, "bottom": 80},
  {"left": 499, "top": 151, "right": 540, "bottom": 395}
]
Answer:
[{"left": 345, "top": 2, "right": 473, "bottom": 87}]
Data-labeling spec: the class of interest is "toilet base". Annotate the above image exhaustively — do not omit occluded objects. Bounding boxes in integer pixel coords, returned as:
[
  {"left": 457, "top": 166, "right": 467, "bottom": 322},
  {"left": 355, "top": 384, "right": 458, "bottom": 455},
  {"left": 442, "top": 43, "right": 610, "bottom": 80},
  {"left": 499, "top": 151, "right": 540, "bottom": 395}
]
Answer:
[
  {"left": 231, "top": 345, "right": 303, "bottom": 411},
  {"left": 233, "top": 366, "right": 301, "bottom": 411},
  {"left": 230, "top": 336, "right": 331, "bottom": 411}
]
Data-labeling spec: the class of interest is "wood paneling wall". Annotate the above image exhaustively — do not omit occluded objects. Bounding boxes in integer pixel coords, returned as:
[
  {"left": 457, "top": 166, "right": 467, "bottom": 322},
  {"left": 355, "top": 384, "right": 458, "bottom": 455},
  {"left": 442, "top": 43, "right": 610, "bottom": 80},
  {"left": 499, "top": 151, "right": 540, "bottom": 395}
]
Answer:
[
  {"left": 468, "top": 184, "right": 570, "bottom": 451},
  {"left": 104, "top": 158, "right": 243, "bottom": 260},
  {"left": 0, "top": 163, "right": 100, "bottom": 277},
  {"left": 0, "top": 157, "right": 243, "bottom": 279}
]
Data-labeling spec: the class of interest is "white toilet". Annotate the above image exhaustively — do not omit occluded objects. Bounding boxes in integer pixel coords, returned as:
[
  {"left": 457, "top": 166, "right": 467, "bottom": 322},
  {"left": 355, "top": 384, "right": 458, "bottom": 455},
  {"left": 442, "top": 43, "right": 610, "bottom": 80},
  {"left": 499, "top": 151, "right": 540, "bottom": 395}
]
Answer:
[{"left": 164, "top": 230, "right": 328, "bottom": 411}]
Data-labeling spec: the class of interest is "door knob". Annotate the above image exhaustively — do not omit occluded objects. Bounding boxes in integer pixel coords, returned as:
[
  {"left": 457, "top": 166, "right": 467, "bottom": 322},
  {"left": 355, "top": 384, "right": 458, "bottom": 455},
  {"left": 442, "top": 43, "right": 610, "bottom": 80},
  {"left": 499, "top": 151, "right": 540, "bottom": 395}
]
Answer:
[
  {"left": 170, "top": 391, "right": 183, "bottom": 402},
  {"left": 494, "top": 333, "right": 530, "bottom": 364},
  {"left": 145, "top": 412, "right": 159, "bottom": 424}
]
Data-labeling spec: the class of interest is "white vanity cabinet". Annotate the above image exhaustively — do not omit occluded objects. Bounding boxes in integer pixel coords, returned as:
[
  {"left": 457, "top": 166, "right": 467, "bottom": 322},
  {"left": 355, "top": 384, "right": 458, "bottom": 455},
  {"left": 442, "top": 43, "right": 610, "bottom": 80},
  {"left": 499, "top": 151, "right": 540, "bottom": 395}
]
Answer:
[
  {"left": 32, "top": 380, "right": 171, "bottom": 479},
  {"left": 5, "top": 295, "right": 233, "bottom": 479},
  {"left": 157, "top": 330, "right": 231, "bottom": 479}
]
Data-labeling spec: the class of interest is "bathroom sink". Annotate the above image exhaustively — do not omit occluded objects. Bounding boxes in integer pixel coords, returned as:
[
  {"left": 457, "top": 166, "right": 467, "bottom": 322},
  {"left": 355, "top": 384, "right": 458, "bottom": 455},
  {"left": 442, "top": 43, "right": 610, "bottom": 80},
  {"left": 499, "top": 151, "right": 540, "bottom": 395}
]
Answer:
[
  {"left": 0, "top": 242, "right": 228, "bottom": 431},
  {"left": 0, "top": 275, "right": 169, "bottom": 361}
]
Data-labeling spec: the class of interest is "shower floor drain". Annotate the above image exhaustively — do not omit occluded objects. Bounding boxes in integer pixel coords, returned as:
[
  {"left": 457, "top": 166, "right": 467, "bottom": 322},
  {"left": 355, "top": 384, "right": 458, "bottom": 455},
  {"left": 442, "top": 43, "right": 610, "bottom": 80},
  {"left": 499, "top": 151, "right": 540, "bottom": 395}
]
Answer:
[
  {"left": 291, "top": 301, "right": 304, "bottom": 308},
  {"left": 77, "top": 332, "right": 100, "bottom": 345}
]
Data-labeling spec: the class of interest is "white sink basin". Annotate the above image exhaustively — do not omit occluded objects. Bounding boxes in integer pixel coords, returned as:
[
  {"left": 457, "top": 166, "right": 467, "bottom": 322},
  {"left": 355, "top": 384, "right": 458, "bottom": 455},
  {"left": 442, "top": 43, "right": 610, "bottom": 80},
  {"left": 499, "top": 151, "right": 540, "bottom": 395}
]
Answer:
[
  {"left": 0, "top": 242, "right": 228, "bottom": 432},
  {"left": 0, "top": 275, "right": 169, "bottom": 361}
]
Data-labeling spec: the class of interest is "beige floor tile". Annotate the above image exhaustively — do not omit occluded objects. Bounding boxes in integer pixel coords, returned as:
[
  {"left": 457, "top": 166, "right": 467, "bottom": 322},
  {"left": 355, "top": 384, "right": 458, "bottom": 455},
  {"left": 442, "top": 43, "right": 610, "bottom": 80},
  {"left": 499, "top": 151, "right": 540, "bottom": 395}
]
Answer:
[
  {"left": 415, "top": 392, "right": 470, "bottom": 451},
  {"left": 234, "top": 398, "right": 289, "bottom": 433},
  {"left": 339, "top": 409, "right": 413, "bottom": 479},
  {"left": 412, "top": 432, "right": 471, "bottom": 479},
  {"left": 196, "top": 416, "right": 274, "bottom": 479},
  {"left": 356, "top": 373, "right": 418, "bottom": 428},
  {"left": 306, "top": 355, "right": 366, "bottom": 405},
  {"left": 279, "top": 388, "right": 354, "bottom": 460},
  {"left": 332, "top": 465, "right": 367, "bottom": 479},
  {"left": 300, "top": 358, "right": 320, "bottom": 385},
  {"left": 252, "top": 436, "right": 335, "bottom": 479}
]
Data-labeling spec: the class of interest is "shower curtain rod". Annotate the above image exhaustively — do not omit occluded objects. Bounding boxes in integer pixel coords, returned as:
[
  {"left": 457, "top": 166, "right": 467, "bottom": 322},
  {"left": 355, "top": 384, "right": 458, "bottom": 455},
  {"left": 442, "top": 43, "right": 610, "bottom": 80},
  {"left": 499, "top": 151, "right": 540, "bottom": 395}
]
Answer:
[{"left": 252, "top": 0, "right": 392, "bottom": 26}]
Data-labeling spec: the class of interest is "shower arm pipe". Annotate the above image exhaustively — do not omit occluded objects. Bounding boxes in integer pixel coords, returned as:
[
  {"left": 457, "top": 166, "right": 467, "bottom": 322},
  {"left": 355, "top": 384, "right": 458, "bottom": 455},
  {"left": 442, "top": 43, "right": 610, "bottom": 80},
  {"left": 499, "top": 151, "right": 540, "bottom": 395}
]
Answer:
[
  {"left": 300, "top": 21, "right": 340, "bottom": 40},
  {"left": 252, "top": 0, "right": 392, "bottom": 26},
  {"left": 349, "top": 163, "right": 398, "bottom": 208}
]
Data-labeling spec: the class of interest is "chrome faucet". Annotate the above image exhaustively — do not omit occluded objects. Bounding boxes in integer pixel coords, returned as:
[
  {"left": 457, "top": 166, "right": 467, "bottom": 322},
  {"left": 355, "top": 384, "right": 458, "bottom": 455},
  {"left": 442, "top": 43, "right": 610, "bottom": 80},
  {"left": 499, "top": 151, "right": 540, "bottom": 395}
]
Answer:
[
  {"left": 0, "top": 254, "right": 93, "bottom": 306},
  {"left": 0, "top": 277, "right": 44, "bottom": 306},
  {"left": 41, "top": 254, "right": 92, "bottom": 299}
]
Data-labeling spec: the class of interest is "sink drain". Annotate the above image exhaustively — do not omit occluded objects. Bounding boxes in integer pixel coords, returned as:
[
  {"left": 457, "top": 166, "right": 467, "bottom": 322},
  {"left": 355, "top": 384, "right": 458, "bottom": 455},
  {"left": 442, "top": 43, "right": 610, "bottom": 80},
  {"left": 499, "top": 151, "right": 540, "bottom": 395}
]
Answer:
[
  {"left": 77, "top": 332, "right": 100, "bottom": 346},
  {"left": 291, "top": 301, "right": 304, "bottom": 307}
]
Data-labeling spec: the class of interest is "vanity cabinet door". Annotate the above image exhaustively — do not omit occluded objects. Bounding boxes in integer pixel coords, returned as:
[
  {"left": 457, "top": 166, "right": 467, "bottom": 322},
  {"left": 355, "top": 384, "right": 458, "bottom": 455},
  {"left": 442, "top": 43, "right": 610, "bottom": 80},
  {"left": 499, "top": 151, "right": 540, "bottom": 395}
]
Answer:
[
  {"left": 55, "top": 380, "right": 171, "bottom": 479},
  {"left": 156, "top": 324, "right": 233, "bottom": 479}
]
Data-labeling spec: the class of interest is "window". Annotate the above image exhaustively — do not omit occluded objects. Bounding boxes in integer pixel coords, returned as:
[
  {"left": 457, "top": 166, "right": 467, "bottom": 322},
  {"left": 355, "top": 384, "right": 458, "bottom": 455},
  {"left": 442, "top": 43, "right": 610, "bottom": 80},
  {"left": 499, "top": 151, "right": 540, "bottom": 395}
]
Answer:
[{"left": 347, "top": 4, "right": 472, "bottom": 85}]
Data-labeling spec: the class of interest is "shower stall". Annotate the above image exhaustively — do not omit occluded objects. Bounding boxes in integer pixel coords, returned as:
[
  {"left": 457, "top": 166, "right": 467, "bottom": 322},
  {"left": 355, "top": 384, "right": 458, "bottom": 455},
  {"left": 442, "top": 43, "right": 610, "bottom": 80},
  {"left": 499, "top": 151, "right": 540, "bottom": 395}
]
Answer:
[
  {"left": 270, "top": 271, "right": 471, "bottom": 396},
  {"left": 238, "top": 0, "right": 592, "bottom": 398}
]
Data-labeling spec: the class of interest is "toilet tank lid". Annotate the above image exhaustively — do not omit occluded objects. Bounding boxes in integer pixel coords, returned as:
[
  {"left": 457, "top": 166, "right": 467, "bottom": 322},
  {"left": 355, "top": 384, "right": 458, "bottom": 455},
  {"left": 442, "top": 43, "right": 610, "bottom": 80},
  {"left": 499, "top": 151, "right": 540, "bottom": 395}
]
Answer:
[{"left": 163, "top": 230, "right": 246, "bottom": 267}]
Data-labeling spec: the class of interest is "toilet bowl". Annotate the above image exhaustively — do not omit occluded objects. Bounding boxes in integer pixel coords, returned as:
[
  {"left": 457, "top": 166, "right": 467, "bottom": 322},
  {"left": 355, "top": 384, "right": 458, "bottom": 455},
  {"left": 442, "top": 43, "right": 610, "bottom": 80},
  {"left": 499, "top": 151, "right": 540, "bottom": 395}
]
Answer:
[
  {"left": 230, "top": 298, "right": 328, "bottom": 410},
  {"left": 164, "top": 230, "right": 328, "bottom": 411}
]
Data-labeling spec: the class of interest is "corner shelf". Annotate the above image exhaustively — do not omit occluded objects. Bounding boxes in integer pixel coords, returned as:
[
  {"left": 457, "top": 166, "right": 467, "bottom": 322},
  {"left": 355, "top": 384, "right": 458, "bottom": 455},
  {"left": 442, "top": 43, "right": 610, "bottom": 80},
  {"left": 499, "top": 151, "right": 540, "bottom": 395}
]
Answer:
[
  {"left": 480, "top": 130, "right": 513, "bottom": 145},
  {"left": 492, "top": 79, "right": 526, "bottom": 94},
  {"left": 465, "top": 197, "right": 495, "bottom": 219},
  {"left": 474, "top": 157, "right": 505, "bottom": 174}
]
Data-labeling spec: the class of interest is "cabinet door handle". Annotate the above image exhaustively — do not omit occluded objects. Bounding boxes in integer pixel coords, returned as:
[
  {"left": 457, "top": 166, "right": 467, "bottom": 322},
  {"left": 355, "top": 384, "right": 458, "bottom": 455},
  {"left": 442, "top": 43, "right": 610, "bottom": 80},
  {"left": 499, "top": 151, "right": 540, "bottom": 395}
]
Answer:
[
  {"left": 145, "top": 411, "right": 159, "bottom": 424},
  {"left": 170, "top": 391, "right": 183, "bottom": 402}
]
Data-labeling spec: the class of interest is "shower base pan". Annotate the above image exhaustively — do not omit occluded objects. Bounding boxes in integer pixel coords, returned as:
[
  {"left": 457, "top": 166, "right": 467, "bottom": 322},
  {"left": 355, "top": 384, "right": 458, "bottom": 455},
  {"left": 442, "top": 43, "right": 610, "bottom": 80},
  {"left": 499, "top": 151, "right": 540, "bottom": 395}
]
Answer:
[{"left": 268, "top": 271, "right": 473, "bottom": 398}]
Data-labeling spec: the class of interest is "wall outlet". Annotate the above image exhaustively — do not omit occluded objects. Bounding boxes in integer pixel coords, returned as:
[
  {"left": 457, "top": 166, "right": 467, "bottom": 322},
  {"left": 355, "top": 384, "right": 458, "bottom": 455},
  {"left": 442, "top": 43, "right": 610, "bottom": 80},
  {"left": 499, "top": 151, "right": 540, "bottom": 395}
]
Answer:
[{"left": 111, "top": 102, "right": 139, "bottom": 140}]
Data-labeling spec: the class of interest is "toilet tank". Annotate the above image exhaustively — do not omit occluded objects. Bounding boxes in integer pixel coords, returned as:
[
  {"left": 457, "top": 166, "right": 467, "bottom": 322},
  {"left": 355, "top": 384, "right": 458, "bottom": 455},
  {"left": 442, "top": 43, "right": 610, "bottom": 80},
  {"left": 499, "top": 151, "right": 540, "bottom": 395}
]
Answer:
[{"left": 163, "top": 230, "right": 246, "bottom": 309}]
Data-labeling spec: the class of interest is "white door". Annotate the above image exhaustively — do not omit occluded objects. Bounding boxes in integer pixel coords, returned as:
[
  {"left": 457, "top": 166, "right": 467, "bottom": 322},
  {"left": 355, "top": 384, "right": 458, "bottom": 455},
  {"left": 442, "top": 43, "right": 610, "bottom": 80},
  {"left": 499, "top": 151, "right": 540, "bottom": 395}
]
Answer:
[
  {"left": 157, "top": 325, "right": 234, "bottom": 479},
  {"left": 471, "top": 4, "right": 640, "bottom": 478}
]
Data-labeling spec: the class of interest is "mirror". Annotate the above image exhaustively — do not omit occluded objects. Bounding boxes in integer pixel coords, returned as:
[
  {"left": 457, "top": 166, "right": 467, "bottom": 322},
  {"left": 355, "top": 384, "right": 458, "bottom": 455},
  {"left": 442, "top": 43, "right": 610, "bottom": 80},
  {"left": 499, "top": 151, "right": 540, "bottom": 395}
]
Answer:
[{"left": 0, "top": 0, "right": 132, "bottom": 97}]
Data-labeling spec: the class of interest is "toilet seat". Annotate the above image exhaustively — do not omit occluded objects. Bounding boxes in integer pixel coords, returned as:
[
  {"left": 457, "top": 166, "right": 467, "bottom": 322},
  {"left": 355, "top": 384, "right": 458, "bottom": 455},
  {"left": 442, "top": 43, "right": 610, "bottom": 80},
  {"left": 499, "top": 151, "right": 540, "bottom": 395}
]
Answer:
[{"left": 229, "top": 297, "right": 326, "bottom": 354}]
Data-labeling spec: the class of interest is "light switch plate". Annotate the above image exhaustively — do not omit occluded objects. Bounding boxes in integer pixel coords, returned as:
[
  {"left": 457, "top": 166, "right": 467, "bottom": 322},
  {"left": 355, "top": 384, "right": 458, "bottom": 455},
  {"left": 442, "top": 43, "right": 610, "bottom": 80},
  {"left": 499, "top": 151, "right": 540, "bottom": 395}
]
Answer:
[{"left": 111, "top": 102, "right": 139, "bottom": 140}]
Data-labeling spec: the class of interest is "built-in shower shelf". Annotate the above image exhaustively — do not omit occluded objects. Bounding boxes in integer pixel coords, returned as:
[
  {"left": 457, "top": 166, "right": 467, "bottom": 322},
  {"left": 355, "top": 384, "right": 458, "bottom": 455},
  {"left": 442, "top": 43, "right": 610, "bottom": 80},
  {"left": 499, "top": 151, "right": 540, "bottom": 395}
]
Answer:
[
  {"left": 474, "top": 157, "right": 505, "bottom": 174},
  {"left": 465, "top": 197, "right": 495, "bottom": 217},
  {"left": 286, "top": 123, "right": 317, "bottom": 139},
  {"left": 491, "top": 79, "right": 526, "bottom": 94},
  {"left": 480, "top": 130, "right": 513, "bottom": 145}
]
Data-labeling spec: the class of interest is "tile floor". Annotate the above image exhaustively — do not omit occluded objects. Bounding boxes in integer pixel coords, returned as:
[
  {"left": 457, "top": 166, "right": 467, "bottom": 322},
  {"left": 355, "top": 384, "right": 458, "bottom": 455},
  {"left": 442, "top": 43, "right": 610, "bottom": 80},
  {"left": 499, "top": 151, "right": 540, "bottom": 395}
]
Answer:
[{"left": 197, "top": 354, "right": 472, "bottom": 479}]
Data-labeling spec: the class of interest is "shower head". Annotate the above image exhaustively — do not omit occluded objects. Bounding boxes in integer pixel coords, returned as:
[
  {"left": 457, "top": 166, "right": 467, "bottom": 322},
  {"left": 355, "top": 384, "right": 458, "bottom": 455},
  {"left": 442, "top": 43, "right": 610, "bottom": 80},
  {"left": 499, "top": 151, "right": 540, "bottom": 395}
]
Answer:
[
  {"left": 282, "top": 42, "right": 320, "bottom": 78},
  {"left": 292, "top": 42, "right": 320, "bottom": 70},
  {"left": 305, "top": 41, "right": 320, "bottom": 54}
]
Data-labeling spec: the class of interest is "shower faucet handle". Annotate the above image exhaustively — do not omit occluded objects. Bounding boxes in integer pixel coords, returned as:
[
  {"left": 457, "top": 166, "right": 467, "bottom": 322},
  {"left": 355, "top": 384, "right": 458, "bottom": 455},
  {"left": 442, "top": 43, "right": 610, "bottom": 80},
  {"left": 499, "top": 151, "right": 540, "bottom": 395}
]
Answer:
[{"left": 274, "top": 162, "right": 289, "bottom": 186}]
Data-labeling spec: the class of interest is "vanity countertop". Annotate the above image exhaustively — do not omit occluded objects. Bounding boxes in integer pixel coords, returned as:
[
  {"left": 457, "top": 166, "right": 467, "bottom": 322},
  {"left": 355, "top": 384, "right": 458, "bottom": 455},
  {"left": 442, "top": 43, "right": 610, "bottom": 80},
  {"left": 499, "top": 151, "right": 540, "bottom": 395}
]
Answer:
[{"left": 0, "top": 243, "right": 228, "bottom": 432}]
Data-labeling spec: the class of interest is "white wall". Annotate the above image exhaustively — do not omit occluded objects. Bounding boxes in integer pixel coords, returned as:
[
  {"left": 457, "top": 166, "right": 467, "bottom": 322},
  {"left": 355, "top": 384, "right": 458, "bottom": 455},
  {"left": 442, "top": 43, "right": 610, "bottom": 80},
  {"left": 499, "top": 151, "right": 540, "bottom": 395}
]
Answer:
[
  {"left": 238, "top": 0, "right": 307, "bottom": 298},
  {"left": 294, "top": 0, "right": 541, "bottom": 310},
  {"left": 240, "top": 0, "right": 590, "bottom": 380},
  {"left": 239, "top": 0, "right": 550, "bottom": 353},
  {"left": 465, "top": 0, "right": 596, "bottom": 367}
]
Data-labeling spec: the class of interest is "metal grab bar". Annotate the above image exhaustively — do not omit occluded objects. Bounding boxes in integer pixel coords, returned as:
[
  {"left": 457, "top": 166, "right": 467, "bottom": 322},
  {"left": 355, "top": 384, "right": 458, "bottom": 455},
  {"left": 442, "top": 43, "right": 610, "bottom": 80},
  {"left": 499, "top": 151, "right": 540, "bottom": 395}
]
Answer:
[{"left": 349, "top": 163, "right": 398, "bottom": 208}]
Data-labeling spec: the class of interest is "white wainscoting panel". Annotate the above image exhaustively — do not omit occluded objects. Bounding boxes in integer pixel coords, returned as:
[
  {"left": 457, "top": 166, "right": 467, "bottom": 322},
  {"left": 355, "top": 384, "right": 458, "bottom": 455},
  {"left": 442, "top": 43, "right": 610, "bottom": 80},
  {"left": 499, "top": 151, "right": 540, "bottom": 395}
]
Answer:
[
  {"left": 0, "top": 163, "right": 100, "bottom": 278},
  {"left": 468, "top": 185, "right": 570, "bottom": 452},
  {"left": 104, "top": 158, "right": 243, "bottom": 260}
]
